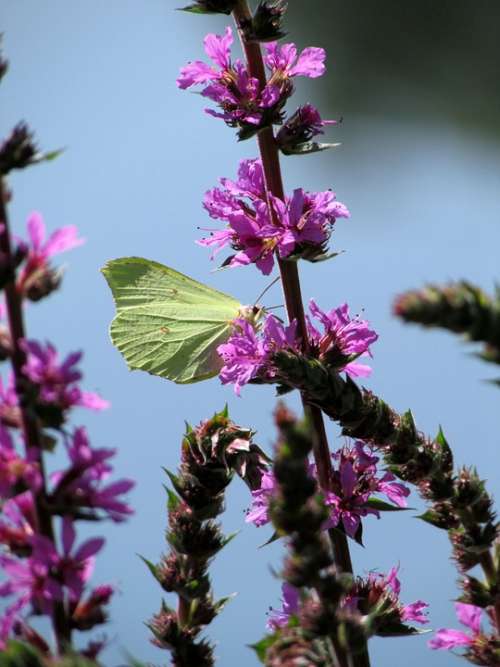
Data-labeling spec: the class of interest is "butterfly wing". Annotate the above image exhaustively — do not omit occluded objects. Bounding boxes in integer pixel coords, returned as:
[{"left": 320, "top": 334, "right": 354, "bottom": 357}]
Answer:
[{"left": 102, "top": 257, "right": 241, "bottom": 383}]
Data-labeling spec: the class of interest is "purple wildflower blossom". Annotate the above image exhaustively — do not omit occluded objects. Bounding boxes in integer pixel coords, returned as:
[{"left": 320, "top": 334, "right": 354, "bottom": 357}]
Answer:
[
  {"left": 344, "top": 566, "right": 429, "bottom": 628},
  {"left": 429, "top": 602, "right": 483, "bottom": 650},
  {"left": 178, "top": 28, "right": 326, "bottom": 132},
  {"left": 0, "top": 492, "right": 36, "bottom": 554},
  {"left": 306, "top": 299, "right": 378, "bottom": 378},
  {"left": 177, "top": 27, "right": 281, "bottom": 130},
  {"left": 199, "top": 158, "right": 348, "bottom": 274},
  {"left": 246, "top": 441, "right": 410, "bottom": 539},
  {"left": 17, "top": 212, "right": 84, "bottom": 295},
  {"left": 0, "top": 518, "right": 105, "bottom": 644},
  {"left": 0, "top": 423, "right": 41, "bottom": 499},
  {"left": 217, "top": 315, "right": 298, "bottom": 395},
  {"left": 245, "top": 469, "right": 276, "bottom": 526},
  {"left": 277, "top": 104, "right": 339, "bottom": 151},
  {"left": 51, "top": 427, "right": 134, "bottom": 522},
  {"left": 267, "top": 583, "right": 300, "bottom": 631},
  {"left": 21, "top": 340, "right": 109, "bottom": 414},
  {"left": 323, "top": 442, "right": 410, "bottom": 538},
  {"left": 264, "top": 42, "right": 326, "bottom": 79}
]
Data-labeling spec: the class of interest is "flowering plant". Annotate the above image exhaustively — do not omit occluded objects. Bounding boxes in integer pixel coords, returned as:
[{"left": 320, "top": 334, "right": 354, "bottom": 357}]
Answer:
[{"left": 2, "top": 3, "right": 500, "bottom": 667}]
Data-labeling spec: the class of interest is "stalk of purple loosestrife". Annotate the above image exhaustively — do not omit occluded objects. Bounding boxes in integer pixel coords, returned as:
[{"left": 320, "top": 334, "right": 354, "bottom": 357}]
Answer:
[
  {"left": 0, "top": 46, "right": 133, "bottom": 661},
  {"left": 176, "top": 3, "right": 372, "bottom": 665}
]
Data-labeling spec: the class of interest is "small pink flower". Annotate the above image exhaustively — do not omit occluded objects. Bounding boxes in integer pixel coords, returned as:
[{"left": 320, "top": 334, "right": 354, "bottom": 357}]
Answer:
[
  {"left": 429, "top": 602, "right": 483, "bottom": 650},
  {"left": 267, "top": 583, "right": 300, "bottom": 630}
]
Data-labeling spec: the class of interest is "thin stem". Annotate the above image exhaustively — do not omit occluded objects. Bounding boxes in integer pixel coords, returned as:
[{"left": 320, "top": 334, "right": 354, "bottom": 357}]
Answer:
[
  {"left": 0, "top": 178, "right": 71, "bottom": 653},
  {"left": 231, "top": 5, "right": 370, "bottom": 666},
  {"left": 231, "top": 0, "right": 354, "bottom": 573}
]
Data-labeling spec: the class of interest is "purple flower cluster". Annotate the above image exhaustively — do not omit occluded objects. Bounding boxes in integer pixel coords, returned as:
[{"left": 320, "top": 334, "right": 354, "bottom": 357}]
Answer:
[
  {"left": 217, "top": 299, "right": 377, "bottom": 395},
  {"left": 429, "top": 602, "right": 500, "bottom": 662},
  {"left": 246, "top": 441, "right": 410, "bottom": 539},
  {"left": 267, "top": 567, "right": 428, "bottom": 631},
  {"left": 323, "top": 442, "right": 410, "bottom": 538},
  {"left": 177, "top": 27, "right": 325, "bottom": 134},
  {"left": 198, "top": 158, "right": 349, "bottom": 274},
  {"left": 0, "top": 218, "right": 133, "bottom": 652}
]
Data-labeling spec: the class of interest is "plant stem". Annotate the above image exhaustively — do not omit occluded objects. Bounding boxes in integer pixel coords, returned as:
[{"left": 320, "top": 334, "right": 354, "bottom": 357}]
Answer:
[
  {"left": 0, "top": 178, "right": 71, "bottom": 653},
  {"left": 231, "top": 4, "right": 370, "bottom": 666},
  {"left": 231, "top": 0, "right": 353, "bottom": 572}
]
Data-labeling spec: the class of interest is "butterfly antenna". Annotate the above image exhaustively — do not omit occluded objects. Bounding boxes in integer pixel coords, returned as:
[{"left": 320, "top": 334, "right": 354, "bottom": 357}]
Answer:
[{"left": 253, "top": 276, "right": 281, "bottom": 307}]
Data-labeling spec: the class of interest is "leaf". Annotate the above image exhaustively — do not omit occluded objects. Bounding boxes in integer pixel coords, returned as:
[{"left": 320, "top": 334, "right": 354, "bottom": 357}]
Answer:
[
  {"left": 102, "top": 257, "right": 243, "bottom": 383},
  {"left": 280, "top": 141, "right": 341, "bottom": 156},
  {"left": 214, "top": 592, "right": 237, "bottom": 613},
  {"left": 365, "top": 497, "right": 413, "bottom": 512},
  {"left": 377, "top": 624, "right": 432, "bottom": 637},
  {"left": 222, "top": 531, "right": 239, "bottom": 548},
  {"left": 415, "top": 510, "right": 449, "bottom": 530},
  {"left": 249, "top": 633, "right": 280, "bottom": 663},
  {"left": 32, "top": 148, "right": 65, "bottom": 165},
  {"left": 259, "top": 530, "right": 281, "bottom": 548},
  {"left": 138, "top": 554, "right": 159, "bottom": 582}
]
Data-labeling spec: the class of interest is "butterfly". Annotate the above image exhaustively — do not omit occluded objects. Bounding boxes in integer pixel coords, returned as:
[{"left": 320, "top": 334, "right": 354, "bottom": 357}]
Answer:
[{"left": 102, "top": 257, "right": 247, "bottom": 384}]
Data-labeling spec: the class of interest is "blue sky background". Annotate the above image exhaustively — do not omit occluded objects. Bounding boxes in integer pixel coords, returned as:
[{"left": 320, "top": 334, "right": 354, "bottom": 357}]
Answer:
[{"left": 2, "top": 2, "right": 500, "bottom": 666}]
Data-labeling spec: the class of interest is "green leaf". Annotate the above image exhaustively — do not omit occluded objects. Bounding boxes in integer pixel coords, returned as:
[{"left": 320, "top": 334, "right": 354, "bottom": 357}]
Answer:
[
  {"left": 280, "top": 141, "right": 341, "bottom": 156},
  {"left": 32, "top": 148, "right": 65, "bottom": 165},
  {"left": 365, "top": 497, "right": 413, "bottom": 512},
  {"left": 249, "top": 633, "right": 280, "bottom": 664},
  {"left": 102, "top": 257, "right": 243, "bottom": 384},
  {"left": 214, "top": 592, "right": 237, "bottom": 613},
  {"left": 259, "top": 530, "right": 281, "bottom": 548},
  {"left": 415, "top": 509, "right": 449, "bottom": 530},
  {"left": 435, "top": 426, "right": 449, "bottom": 448},
  {"left": 222, "top": 531, "right": 239, "bottom": 549},
  {"left": 138, "top": 554, "right": 159, "bottom": 581},
  {"left": 377, "top": 624, "right": 431, "bottom": 637}
]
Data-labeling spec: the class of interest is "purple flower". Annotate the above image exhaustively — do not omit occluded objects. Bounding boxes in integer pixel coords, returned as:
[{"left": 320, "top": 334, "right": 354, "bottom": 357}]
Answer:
[
  {"left": 51, "top": 427, "right": 134, "bottom": 522},
  {"left": 199, "top": 158, "right": 349, "bottom": 274},
  {"left": 17, "top": 212, "right": 84, "bottom": 296},
  {"left": 429, "top": 602, "right": 483, "bottom": 650},
  {"left": 246, "top": 441, "right": 410, "bottom": 541},
  {"left": 277, "top": 104, "right": 339, "bottom": 151},
  {"left": 345, "top": 566, "right": 429, "bottom": 629},
  {"left": 264, "top": 42, "right": 326, "bottom": 79},
  {"left": 323, "top": 442, "right": 410, "bottom": 538},
  {"left": 0, "top": 424, "right": 41, "bottom": 499},
  {"left": 271, "top": 187, "right": 349, "bottom": 259},
  {"left": 267, "top": 583, "right": 300, "bottom": 630},
  {"left": 177, "top": 27, "right": 285, "bottom": 131},
  {"left": 306, "top": 299, "right": 378, "bottom": 378},
  {"left": 245, "top": 469, "right": 276, "bottom": 526},
  {"left": 0, "top": 518, "right": 105, "bottom": 643},
  {"left": 217, "top": 315, "right": 298, "bottom": 395},
  {"left": 0, "top": 492, "right": 36, "bottom": 554},
  {"left": 21, "top": 340, "right": 109, "bottom": 416}
]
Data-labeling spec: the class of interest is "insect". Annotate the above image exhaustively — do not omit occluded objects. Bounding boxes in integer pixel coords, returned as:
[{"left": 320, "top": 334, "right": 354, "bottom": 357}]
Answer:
[{"left": 101, "top": 257, "right": 248, "bottom": 384}]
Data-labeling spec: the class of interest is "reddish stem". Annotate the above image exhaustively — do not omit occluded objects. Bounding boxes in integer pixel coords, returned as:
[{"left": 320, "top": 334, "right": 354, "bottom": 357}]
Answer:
[
  {"left": 231, "top": 4, "right": 370, "bottom": 666},
  {"left": 0, "top": 178, "right": 71, "bottom": 653}
]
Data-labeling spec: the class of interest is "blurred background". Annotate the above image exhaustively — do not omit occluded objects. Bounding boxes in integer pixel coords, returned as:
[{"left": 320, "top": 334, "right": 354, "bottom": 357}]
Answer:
[{"left": 2, "top": 1, "right": 500, "bottom": 665}]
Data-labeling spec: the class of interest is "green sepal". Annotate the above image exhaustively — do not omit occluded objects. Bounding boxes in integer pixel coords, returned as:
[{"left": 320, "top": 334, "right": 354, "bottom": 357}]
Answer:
[
  {"left": 259, "top": 530, "right": 281, "bottom": 548},
  {"left": 163, "top": 468, "right": 184, "bottom": 503},
  {"left": 32, "top": 148, "right": 64, "bottom": 165},
  {"left": 376, "top": 624, "right": 431, "bottom": 638},
  {"left": 415, "top": 509, "right": 449, "bottom": 530},
  {"left": 178, "top": 4, "right": 232, "bottom": 13},
  {"left": 280, "top": 141, "right": 341, "bottom": 156},
  {"left": 365, "top": 497, "right": 412, "bottom": 512},
  {"left": 221, "top": 531, "right": 239, "bottom": 549},
  {"left": 138, "top": 554, "right": 159, "bottom": 582},
  {"left": 214, "top": 592, "right": 236, "bottom": 614},
  {"left": 249, "top": 633, "right": 280, "bottom": 664},
  {"left": 308, "top": 251, "right": 342, "bottom": 264}
]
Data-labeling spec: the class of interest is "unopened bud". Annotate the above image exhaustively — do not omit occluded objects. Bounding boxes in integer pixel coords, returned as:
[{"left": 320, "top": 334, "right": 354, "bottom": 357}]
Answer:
[{"left": 0, "top": 122, "right": 38, "bottom": 175}]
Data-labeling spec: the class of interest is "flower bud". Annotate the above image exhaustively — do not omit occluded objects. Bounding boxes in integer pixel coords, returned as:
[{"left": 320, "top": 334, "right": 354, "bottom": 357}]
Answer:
[
  {"left": 247, "top": 1, "right": 288, "bottom": 43},
  {"left": 180, "top": 0, "right": 237, "bottom": 13},
  {"left": 0, "top": 123, "right": 38, "bottom": 175}
]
